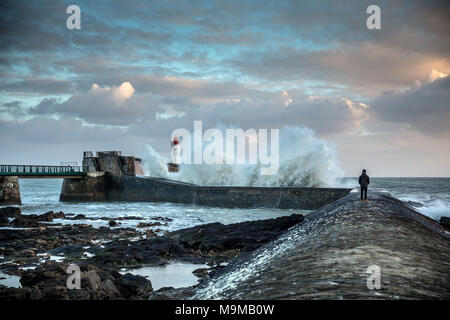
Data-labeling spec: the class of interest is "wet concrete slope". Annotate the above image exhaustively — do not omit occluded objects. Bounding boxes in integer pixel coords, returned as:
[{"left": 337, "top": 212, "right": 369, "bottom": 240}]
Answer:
[{"left": 194, "top": 193, "right": 450, "bottom": 299}]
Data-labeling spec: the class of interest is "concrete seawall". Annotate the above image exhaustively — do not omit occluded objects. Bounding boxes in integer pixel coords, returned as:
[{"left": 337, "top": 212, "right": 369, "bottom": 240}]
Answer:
[
  {"left": 60, "top": 174, "right": 352, "bottom": 209},
  {"left": 59, "top": 150, "right": 351, "bottom": 209},
  {"left": 193, "top": 192, "right": 450, "bottom": 299}
]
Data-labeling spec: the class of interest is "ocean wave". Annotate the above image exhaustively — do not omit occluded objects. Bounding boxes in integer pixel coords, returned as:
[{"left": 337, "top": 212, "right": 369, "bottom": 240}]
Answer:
[
  {"left": 144, "top": 126, "right": 345, "bottom": 187},
  {"left": 397, "top": 195, "right": 450, "bottom": 220},
  {"left": 417, "top": 200, "right": 450, "bottom": 220}
]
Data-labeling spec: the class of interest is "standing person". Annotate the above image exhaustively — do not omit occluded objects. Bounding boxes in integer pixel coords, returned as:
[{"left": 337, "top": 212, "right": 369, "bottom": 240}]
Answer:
[{"left": 359, "top": 169, "right": 370, "bottom": 202}]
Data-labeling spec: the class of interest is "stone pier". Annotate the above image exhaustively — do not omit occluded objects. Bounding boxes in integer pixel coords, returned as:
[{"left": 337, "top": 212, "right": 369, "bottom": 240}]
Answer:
[
  {"left": 0, "top": 176, "right": 21, "bottom": 205},
  {"left": 60, "top": 151, "right": 352, "bottom": 209}
]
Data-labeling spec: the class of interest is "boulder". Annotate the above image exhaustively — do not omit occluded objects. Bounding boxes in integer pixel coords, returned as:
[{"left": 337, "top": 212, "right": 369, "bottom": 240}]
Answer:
[
  {"left": 439, "top": 217, "right": 450, "bottom": 229},
  {"left": 15, "top": 262, "right": 147, "bottom": 300},
  {"left": 121, "top": 273, "right": 153, "bottom": 298},
  {"left": 169, "top": 214, "right": 304, "bottom": 253},
  {"left": 0, "top": 206, "right": 21, "bottom": 218},
  {"left": 108, "top": 220, "right": 118, "bottom": 227},
  {"left": 10, "top": 216, "right": 40, "bottom": 228},
  {"left": 137, "top": 222, "right": 162, "bottom": 228},
  {"left": 0, "top": 216, "right": 9, "bottom": 226},
  {"left": 38, "top": 211, "right": 54, "bottom": 222},
  {"left": 54, "top": 211, "right": 65, "bottom": 219}
]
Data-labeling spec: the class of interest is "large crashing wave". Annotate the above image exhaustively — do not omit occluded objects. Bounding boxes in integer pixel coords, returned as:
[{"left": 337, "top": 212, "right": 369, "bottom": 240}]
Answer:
[{"left": 143, "top": 127, "right": 346, "bottom": 187}]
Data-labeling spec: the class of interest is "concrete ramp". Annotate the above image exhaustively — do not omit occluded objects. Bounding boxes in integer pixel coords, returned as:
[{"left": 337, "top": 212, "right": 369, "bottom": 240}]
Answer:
[{"left": 193, "top": 193, "right": 450, "bottom": 299}]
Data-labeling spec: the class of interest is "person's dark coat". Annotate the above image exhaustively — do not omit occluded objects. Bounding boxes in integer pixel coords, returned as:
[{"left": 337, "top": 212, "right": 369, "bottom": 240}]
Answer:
[{"left": 359, "top": 172, "right": 370, "bottom": 188}]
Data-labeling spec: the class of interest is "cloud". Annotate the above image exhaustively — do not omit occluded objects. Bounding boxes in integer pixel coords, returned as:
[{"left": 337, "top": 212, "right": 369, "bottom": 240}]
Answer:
[
  {"left": 27, "top": 78, "right": 369, "bottom": 137},
  {"left": 428, "top": 69, "right": 448, "bottom": 83},
  {"left": 31, "top": 82, "right": 162, "bottom": 125},
  {"left": 1, "top": 0, "right": 449, "bottom": 100},
  {"left": 370, "top": 73, "right": 450, "bottom": 135},
  {"left": 0, "top": 78, "right": 76, "bottom": 94}
]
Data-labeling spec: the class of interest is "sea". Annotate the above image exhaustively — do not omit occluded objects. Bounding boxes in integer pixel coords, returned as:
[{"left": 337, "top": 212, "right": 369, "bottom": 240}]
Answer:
[{"left": 8, "top": 177, "right": 450, "bottom": 233}]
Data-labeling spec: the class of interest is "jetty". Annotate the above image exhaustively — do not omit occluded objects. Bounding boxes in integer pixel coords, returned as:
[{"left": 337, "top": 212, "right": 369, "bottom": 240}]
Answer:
[
  {"left": 193, "top": 192, "right": 450, "bottom": 299},
  {"left": 1, "top": 151, "right": 351, "bottom": 208},
  {"left": 58, "top": 150, "right": 351, "bottom": 209}
]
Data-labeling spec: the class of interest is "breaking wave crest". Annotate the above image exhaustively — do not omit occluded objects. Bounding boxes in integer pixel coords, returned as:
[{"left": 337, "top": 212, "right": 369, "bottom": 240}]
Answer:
[{"left": 144, "top": 126, "right": 346, "bottom": 187}]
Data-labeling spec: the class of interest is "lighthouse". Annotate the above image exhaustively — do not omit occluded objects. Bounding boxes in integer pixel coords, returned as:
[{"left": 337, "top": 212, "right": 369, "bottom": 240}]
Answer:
[{"left": 168, "top": 136, "right": 180, "bottom": 173}]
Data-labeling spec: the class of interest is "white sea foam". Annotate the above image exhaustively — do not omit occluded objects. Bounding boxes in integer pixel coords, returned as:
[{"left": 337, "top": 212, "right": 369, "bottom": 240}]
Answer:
[
  {"left": 419, "top": 200, "right": 450, "bottom": 219},
  {"left": 389, "top": 191, "right": 450, "bottom": 220},
  {"left": 144, "top": 126, "right": 346, "bottom": 187}
]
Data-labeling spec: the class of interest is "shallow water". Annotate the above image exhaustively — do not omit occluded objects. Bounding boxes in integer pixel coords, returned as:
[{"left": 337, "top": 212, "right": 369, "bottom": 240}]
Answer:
[
  {"left": 120, "top": 263, "right": 209, "bottom": 290},
  {"left": 0, "top": 272, "right": 21, "bottom": 288},
  {"left": 14, "top": 179, "right": 304, "bottom": 231}
]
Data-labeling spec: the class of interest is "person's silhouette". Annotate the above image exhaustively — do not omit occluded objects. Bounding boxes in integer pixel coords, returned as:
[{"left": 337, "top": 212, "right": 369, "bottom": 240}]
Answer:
[{"left": 358, "top": 169, "right": 370, "bottom": 202}]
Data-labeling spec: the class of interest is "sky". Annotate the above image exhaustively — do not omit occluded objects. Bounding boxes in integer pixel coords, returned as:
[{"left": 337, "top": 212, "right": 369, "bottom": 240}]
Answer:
[{"left": 0, "top": 0, "right": 449, "bottom": 177}]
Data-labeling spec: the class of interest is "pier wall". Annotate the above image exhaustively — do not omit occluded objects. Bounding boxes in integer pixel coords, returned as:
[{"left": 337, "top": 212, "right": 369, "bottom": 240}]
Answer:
[
  {"left": 60, "top": 173, "right": 107, "bottom": 202},
  {"left": 60, "top": 150, "right": 351, "bottom": 209},
  {"left": 60, "top": 174, "right": 351, "bottom": 209},
  {"left": 194, "top": 186, "right": 351, "bottom": 209},
  {"left": 0, "top": 176, "right": 21, "bottom": 205}
]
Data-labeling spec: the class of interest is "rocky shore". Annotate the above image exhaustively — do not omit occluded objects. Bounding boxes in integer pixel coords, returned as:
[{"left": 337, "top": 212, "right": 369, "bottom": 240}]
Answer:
[
  {"left": 0, "top": 206, "right": 303, "bottom": 300},
  {"left": 2, "top": 196, "right": 449, "bottom": 300}
]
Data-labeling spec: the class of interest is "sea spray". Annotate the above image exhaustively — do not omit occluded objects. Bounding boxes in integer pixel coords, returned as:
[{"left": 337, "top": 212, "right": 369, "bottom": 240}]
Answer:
[
  {"left": 144, "top": 144, "right": 170, "bottom": 178},
  {"left": 144, "top": 126, "right": 347, "bottom": 187}
]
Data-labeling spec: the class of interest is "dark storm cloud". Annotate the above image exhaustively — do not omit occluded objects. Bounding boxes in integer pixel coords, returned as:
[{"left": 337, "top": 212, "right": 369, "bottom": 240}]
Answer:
[
  {"left": 371, "top": 76, "right": 450, "bottom": 135},
  {"left": 0, "top": 78, "right": 76, "bottom": 94},
  {"left": 0, "top": 0, "right": 448, "bottom": 101},
  {"left": 0, "top": 117, "right": 122, "bottom": 144},
  {"left": 0, "top": 100, "right": 25, "bottom": 117}
]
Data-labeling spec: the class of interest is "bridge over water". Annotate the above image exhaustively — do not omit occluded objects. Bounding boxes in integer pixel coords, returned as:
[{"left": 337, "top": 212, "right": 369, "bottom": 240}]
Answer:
[
  {"left": 0, "top": 164, "right": 88, "bottom": 205},
  {"left": 0, "top": 164, "right": 88, "bottom": 179}
]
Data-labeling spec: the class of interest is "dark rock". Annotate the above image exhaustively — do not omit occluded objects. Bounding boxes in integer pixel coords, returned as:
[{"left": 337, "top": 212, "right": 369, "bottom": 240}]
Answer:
[
  {"left": 146, "top": 229, "right": 156, "bottom": 238},
  {"left": 439, "top": 217, "right": 450, "bottom": 229},
  {"left": 192, "top": 268, "right": 209, "bottom": 278},
  {"left": 152, "top": 216, "right": 173, "bottom": 222},
  {"left": 137, "top": 222, "right": 162, "bottom": 228},
  {"left": 38, "top": 211, "right": 54, "bottom": 222},
  {"left": 41, "top": 286, "right": 68, "bottom": 300},
  {"left": 54, "top": 211, "right": 65, "bottom": 219},
  {"left": 108, "top": 220, "right": 118, "bottom": 227},
  {"left": 115, "top": 216, "right": 144, "bottom": 221},
  {"left": 12, "top": 262, "right": 149, "bottom": 300},
  {"left": 92, "top": 237, "right": 202, "bottom": 267},
  {"left": 0, "top": 286, "right": 41, "bottom": 300},
  {"left": 0, "top": 216, "right": 9, "bottom": 226},
  {"left": 47, "top": 245, "right": 85, "bottom": 257},
  {"left": 0, "top": 206, "right": 21, "bottom": 218},
  {"left": 148, "top": 286, "right": 196, "bottom": 300},
  {"left": 10, "top": 216, "right": 40, "bottom": 228},
  {"left": 72, "top": 214, "right": 86, "bottom": 220},
  {"left": 121, "top": 273, "right": 153, "bottom": 298},
  {"left": 169, "top": 214, "right": 304, "bottom": 253}
]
